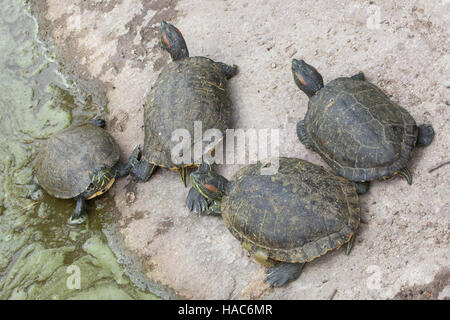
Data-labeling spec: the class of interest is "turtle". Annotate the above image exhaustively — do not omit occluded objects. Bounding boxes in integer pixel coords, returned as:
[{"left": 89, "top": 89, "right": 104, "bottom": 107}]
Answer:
[
  {"left": 130, "top": 21, "right": 238, "bottom": 211},
  {"left": 34, "top": 119, "right": 134, "bottom": 224},
  {"left": 292, "top": 59, "right": 435, "bottom": 194},
  {"left": 189, "top": 157, "right": 360, "bottom": 287}
]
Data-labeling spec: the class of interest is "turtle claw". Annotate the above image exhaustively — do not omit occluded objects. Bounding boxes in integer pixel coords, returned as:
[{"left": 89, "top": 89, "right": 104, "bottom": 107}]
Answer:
[
  {"left": 265, "top": 262, "right": 305, "bottom": 287},
  {"left": 186, "top": 187, "right": 209, "bottom": 214}
]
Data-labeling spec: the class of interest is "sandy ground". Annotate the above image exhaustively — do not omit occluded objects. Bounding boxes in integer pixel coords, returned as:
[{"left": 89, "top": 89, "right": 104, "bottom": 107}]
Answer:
[{"left": 33, "top": 0, "right": 449, "bottom": 299}]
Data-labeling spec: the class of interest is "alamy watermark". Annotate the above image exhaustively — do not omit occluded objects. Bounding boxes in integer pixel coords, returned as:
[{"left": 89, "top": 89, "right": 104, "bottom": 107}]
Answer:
[
  {"left": 66, "top": 265, "right": 81, "bottom": 290},
  {"left": 366, "top": 4, "right": 381, "bottom": 30},
  {"left": 171, "top": 121, "right": 280, "bottom": 175}
]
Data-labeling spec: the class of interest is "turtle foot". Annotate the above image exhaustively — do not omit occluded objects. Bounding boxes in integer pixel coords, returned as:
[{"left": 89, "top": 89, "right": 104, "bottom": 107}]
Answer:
[
  {"left": 186, "top": 187, "right": 209, "bottom": 214},
  {"left": 130, "top": 149, "right": 155, "bottom": 182},
  {"left": 217, "top": 62, "right": 238, "bottom": 80},
  {"left": 265, "top": 262, "right": 305, "bottom": 287}
]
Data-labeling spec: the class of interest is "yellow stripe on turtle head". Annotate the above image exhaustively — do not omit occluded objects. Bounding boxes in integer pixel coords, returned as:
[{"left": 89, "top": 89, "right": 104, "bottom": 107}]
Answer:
[{"left": 87, "top": 177, "right": 116, "bottom": 200}]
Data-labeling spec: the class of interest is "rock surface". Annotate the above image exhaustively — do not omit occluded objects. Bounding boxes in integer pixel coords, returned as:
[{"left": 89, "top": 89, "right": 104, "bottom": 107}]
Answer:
[{"left": 33, "top": 0, "right": 449, "bottom": 299}]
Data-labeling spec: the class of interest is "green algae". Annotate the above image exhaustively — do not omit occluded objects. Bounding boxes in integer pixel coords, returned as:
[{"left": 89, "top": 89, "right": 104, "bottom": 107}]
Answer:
[{"left": 0, "top": 0, "right": 158, "bottom": 300}]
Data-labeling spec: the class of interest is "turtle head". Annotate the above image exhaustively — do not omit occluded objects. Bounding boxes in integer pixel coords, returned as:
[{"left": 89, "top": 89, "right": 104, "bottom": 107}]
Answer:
[
  {"left": 190, "top": 164, "right": 228, "bottom": 202},
  {"left": 292, "top": 59, "right": 324, "bottom": 98},
  {"left": 86, "top": 166, "right": 116, "bottom": 199},
  {"left": 160, "top": 21, "right": 189, "bottom": 61}
]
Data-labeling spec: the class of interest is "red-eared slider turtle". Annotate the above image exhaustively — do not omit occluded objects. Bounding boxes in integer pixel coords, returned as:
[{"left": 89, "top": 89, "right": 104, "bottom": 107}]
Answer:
[
  {"left": 189, "top": 157, "right": 360, "bottom": 286},
  {"left": 35, "top": 119, "right": 133, "bottom": 224},
  {"left": 130, "top": 21, "right": 238, "bottom": 212},
  {"left": 292, "top": 59, "right": 435, "bottom": 194}
]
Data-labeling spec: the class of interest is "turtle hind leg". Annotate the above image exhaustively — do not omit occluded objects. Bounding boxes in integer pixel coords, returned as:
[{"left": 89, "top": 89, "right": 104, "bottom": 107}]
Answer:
[
  {"left": 216, "top": 62, "right": 238, "bottom": 80},
  {"left": 296, "top": 120, "right": 312, "bottom": 149},
  {"left": 129, "top": 146, "right": 156, "bottom": 182},
  {"left": 417, "top": 124, "right": 435, "bottom": 146},
  {"left": 68, "top": 196, "right": 88, "bottom": 225},
  {"left": 265, "top": 262, "right": 305, "bottom": 287},
  {"left": 398, "top": 167, "right": 413, "bottom": 185},
  {"left": 351, "top": 71, "right": 365, "bottom": 81},
  {"left": 131, "top": 161, "right": 155, "bottom": 182},
  {"left": 353, "top": 181, "right": 370, "bottom": 195}
]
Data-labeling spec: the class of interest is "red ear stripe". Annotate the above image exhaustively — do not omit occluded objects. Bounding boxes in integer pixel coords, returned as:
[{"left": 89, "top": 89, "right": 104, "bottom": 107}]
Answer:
[
  {"left": 203, "top": 184, "right": 218, "bottom": 193},
  {"left": 162, "top": 33, "right": 170, "bottom": 48},
  {"left": 296, "top": 72, "right": 307, "bottom": 85}
]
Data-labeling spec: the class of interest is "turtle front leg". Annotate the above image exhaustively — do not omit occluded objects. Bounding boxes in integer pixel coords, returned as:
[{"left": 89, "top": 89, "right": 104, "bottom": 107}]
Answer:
[
  {"left": 68, "top": 196, "right": 88, "bottom": 225},
  {"left": 351, "top": 71, "right": 365, "bottom": 81},
  {"left": 296, "top": 120, "right": 312, "bottom": 149},
  {"left": 216, "top": 62, "right": 239, "bottom": 80},
  {"left": 265, "top": 262, "right": 305, "bottom": 287},
  {"left": 417, "top": 124, "right": 435, "bottom": 146},
  {"left": 186, "top": 187, "right": 211, "bottom": 214}
]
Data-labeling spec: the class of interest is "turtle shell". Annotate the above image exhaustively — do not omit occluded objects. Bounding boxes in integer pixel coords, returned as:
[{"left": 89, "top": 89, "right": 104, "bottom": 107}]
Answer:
[
  {"left": 221, "top": 157, "right": 360, "bottom": 263},
  {"left": 305, "top": 78, "right": 418, "bottom": 182},
  {"left": 35, "top": 123, "right": 120, "bottom": 199},
  {"left": 143, "top": 56, "right": 231, "bottom": 169}
]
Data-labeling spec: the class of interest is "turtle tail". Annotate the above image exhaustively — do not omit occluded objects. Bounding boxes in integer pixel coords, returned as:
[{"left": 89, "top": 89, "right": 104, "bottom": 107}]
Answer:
[{"left": 398, "top": 167, "right": 412, "bottom": 185}]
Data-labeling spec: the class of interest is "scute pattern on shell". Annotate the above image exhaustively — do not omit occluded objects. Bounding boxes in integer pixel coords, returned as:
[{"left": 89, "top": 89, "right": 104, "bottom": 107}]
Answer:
[
  {"left": 221, "top": 158, "right": 360, "bottom": 263},
  {"left": 35, "top": 123, "right": 120, "bottom": 199},
  {"left": 143, "top": 56, "right": 231, "bottom": 169},
  {"left": 305, "top": 78, "right": 418, "bottom": 182}
]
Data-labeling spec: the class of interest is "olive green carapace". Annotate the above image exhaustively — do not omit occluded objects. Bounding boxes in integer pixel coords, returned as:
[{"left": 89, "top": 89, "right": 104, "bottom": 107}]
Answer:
[
  {"left": 222, "top": 158, "right": 360, "bottom": 263},
  {"left": 143, "top": 56, "right": 231, "bottom": 168},
  {"left": 306, "top": 78, "right": 417, "bottom": 182},
  {"left": 35, "top": 123, "right": 120, "bottom": 199},
  {"left": 293, "top": 59, "right": 435, "bottom": 187}
]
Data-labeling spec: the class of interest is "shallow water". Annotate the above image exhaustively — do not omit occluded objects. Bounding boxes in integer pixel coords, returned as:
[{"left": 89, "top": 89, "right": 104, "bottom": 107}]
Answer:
[{"left": 0, "top": 0, "right": 158, "bottom": 299}]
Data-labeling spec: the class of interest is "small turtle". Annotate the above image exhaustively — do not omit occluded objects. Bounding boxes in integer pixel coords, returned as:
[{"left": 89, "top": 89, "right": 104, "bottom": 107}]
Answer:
[
  {"left": 34, "top": 119, "right": 134, "bottom": 224},
  {"left": 190, "top": 157, "right": 360, "bottom": 286},
  {"left": 131, "top": 21, "right": 238, "bottom": 211},
  {"left": 292, "top": 59, "right": 435, "bottom": 194}
]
